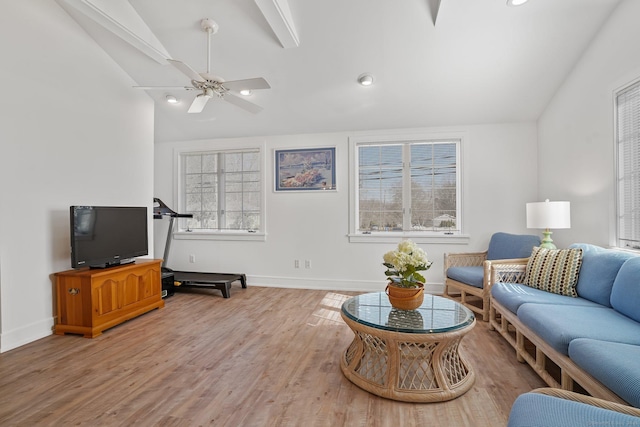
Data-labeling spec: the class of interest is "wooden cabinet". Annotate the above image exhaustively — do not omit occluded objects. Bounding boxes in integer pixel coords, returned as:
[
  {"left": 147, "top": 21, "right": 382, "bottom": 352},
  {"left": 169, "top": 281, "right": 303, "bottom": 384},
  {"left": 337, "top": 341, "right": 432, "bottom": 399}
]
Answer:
[{"left": 55, "top": 259, "right": 164, "bottom": 338}]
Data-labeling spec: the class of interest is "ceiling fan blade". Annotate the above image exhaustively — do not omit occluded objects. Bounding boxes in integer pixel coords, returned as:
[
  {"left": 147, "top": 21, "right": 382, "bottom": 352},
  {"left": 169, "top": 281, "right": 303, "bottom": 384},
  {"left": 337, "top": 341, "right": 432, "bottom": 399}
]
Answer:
[
  {"left": 223, "top": 77, "right": 271, "bottom": 91},
  {"left": 188, "top": 94, "right": 210, "bottom": 113},
  {"left": 223, "top": 92, "right": 263, "bottom": 114},
  {"left": 168, "top": 59, "right": 205, "bottom": 83},
  {"left": 133, "top": 86, "right": 194, "bottom": 90}
]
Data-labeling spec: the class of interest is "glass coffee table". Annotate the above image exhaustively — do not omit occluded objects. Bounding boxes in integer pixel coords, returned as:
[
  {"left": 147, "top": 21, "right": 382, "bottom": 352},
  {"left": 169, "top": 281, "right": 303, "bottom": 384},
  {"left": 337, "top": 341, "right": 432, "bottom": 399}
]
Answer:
[{"left": 340, "top": 292, "right": 476, "bottom": 402}]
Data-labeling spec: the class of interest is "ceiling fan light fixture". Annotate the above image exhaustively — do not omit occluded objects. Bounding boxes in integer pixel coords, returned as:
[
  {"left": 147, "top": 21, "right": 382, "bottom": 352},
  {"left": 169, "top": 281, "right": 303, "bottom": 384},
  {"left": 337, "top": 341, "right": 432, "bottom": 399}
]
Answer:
[
  {"left": 137, "top": 18, "right": 269, "bottom": 115},
  {"left": 506, "top": 0, "right": 529, "bottom": 6},
  {"left": 358, "top": 73, "right": 374, "bottom": 86},
  {"left": 240, "top": 89, "right": 252, "bottom": 96}
]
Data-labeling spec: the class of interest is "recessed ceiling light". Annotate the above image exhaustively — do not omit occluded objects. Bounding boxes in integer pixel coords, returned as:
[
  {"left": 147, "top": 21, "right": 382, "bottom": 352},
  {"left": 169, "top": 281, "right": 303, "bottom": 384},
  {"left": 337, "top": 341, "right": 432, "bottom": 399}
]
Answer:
[
  {"left": 507, "top": 0, "right": 529, "bottom": 6},
  {"left": 358, "top": 73, "right": 374, "bottom": 86},
  {"left": 166, "top": 95, "right": 178, "bottom": 104},
  {"left": 240, "top": 89, "right": 252, "bottom": 96}
]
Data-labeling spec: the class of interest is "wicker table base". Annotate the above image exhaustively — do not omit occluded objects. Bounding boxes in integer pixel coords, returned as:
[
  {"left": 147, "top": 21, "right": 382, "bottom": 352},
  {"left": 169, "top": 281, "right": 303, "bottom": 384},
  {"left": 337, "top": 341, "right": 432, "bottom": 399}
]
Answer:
[{"left": 340, "top": 295, "right": 476, "bottom": 403}]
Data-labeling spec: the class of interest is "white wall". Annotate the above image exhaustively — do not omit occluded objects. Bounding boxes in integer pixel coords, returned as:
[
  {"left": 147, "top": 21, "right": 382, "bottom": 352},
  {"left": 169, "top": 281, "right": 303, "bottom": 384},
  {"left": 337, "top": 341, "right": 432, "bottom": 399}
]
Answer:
[
  {"left": 154, "top": 123, "right": 538, "bottom": 293},
  {"left": 0, "top": 1, "right": 155, "bottom": 352},
  {"left": 537, "top": 0, "right": 640, "bottom": 248}
]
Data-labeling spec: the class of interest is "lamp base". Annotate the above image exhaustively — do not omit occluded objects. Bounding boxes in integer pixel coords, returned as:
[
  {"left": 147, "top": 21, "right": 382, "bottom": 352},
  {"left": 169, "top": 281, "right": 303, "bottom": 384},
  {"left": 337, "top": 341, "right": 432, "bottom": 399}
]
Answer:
[{"left": 539, "top": 229, "right": 556, "bottom": 249}]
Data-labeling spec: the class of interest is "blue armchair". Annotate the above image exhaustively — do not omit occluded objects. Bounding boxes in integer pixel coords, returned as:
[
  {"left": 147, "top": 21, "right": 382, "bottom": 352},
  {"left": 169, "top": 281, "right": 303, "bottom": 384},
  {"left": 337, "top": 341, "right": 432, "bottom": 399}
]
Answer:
[{"left": 443, "top": 232, "right": 540, "bottom": 321}]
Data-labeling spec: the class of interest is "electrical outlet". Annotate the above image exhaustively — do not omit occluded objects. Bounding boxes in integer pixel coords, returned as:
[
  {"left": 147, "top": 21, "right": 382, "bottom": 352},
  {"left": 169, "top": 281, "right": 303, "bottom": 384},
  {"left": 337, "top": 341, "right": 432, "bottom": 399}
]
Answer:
[
  {"left": 294, "top": 259, "right": 300, "bottom": 268},
  {"left": 305, "top": 260, "right": 311, "bottom": 269},
  {"left": 189, "top": 254, "right": 196, "bottom": 263}
]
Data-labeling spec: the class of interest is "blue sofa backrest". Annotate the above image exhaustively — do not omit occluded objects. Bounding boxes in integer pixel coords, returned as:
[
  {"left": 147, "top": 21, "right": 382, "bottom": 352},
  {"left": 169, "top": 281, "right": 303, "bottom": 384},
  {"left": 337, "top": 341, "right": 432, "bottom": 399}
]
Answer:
[
  {"left": 610, "top": 257, "right": 640, "bottom": 322},
  {"left": 486, "top": 232, "right": 540, "bottom": 261},
  {"left": 570, "top": 243, "right": 638, "bottom": 307}
]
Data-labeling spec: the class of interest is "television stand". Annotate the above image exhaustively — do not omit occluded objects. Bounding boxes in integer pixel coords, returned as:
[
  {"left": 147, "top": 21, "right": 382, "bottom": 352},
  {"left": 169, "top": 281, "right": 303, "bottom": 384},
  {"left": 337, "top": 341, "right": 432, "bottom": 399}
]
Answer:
[{"left": 55, "top": 259, "right": 164, "bottom": 338}]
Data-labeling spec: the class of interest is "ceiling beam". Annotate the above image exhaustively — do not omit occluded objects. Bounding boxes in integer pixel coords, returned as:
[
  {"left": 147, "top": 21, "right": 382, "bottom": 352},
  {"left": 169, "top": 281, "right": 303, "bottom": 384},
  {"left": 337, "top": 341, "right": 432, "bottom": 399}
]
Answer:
[
  {"left": 59, "top": 0, "right": 172, "bottom": 63},
  {"left": 254, "top": 0, "right": 300, "bottom": 48},
  {"left": 427, "top": 0, "right": 442, "bottom": 26}
]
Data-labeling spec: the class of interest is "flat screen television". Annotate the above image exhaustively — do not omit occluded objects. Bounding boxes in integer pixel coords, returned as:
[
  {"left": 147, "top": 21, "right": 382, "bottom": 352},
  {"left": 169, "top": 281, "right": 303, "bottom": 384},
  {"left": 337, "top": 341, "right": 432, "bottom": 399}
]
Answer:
[{"left": 70, "top": 206, "right": 148, "bottom": 269}]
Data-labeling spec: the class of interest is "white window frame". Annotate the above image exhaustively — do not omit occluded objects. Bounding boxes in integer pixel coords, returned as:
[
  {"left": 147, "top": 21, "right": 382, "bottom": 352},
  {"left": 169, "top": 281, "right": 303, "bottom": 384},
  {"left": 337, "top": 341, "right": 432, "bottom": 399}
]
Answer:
[
  {"left": 173, "top": 141, "right": 266, "bottom": 242},
  {"left": 348, "top": 133, "right": 468, "bottom": 244},
  {"left": 615, "top": 78, "right": 640, "bottom": 251}
]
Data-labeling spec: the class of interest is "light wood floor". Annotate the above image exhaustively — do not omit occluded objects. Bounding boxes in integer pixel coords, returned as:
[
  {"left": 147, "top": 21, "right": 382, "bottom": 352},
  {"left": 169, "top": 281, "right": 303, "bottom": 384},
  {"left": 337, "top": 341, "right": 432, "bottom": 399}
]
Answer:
[{"left": 0, "top": 286, "right": 544, "bottom": 426}]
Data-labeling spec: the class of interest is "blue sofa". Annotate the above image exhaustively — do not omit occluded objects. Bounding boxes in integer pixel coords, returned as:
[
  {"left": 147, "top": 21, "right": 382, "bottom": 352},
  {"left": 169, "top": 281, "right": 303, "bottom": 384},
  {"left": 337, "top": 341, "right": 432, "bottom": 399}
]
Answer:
[{"left": 489, "top": 243, "right": 640, "bottom": 406}]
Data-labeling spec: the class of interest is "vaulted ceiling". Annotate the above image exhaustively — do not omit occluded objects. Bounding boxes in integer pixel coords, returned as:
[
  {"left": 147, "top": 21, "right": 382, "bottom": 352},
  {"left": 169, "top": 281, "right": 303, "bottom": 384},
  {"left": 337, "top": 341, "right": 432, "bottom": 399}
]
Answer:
[{"left": 59, "top": 0, "right": 621, "bottom": 143}]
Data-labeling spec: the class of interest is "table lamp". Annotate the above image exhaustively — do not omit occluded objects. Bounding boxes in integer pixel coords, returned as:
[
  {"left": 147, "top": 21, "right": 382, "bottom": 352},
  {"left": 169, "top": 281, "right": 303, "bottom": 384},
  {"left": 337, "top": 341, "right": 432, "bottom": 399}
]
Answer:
[{"left": 526, "top": 199, "right": 571, "bottom": 249}]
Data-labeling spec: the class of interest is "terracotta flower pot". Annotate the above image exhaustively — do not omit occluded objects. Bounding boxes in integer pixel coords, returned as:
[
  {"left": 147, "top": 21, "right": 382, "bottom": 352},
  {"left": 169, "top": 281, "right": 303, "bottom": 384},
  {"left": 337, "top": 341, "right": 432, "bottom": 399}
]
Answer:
[{"left": 385, "top": 282, "right": 425, "bottom": 310}]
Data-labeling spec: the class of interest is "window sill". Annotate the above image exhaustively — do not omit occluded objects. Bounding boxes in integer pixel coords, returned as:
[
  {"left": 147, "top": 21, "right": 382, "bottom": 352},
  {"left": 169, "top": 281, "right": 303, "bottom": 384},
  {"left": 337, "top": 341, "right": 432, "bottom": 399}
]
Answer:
[
  {"left": 611, "top": 245, "right": 640, "bottom": 254},
  {"left": 347, "top": 233, "right": 470, "bottom": 244},
  {"left": 174, "top": 231, "right": 266, "bottom": 242}
]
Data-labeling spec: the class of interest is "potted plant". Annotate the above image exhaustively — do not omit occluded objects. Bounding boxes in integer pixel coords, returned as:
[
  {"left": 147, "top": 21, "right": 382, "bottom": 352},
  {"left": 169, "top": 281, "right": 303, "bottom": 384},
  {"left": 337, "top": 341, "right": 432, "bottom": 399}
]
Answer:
[{"left": 383, "top": 240, "right": 432, "bottom": 310}]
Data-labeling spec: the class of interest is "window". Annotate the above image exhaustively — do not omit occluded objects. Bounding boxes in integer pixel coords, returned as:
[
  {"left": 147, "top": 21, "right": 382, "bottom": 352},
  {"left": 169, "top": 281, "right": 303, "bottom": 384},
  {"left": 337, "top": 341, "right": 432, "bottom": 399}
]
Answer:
[
  {"left": 176, "top": 146, "right": 264, "bottom": 240},
  {"left": 349, "top": 134, "right": 463, "bottom": 242},
  {"left": 616, "top": 79, "right": 640, "bottom": 250}
]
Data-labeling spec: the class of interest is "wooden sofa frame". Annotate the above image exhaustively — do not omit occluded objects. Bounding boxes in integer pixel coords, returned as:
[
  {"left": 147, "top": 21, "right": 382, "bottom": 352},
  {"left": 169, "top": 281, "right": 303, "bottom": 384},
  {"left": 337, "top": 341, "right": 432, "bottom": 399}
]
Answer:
[
  {"left": 443, "top": 251, "right": 529, "bottom": 321},
  {"left": 488, "top": 264, "right": 627, "bottom": 404}
]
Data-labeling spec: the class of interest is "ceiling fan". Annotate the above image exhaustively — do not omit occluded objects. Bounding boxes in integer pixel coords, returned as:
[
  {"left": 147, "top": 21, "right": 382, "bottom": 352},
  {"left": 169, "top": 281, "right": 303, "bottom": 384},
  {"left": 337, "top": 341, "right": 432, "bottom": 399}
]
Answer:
[{"left": 135, "top": 18, "right": 270, "bottom": 114}]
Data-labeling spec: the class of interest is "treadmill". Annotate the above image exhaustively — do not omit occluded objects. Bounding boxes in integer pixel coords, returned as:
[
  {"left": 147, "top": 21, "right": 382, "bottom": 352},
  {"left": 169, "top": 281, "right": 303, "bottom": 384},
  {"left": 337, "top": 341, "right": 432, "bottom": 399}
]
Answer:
[{"left": 153, "top": 198, "right": 247, "bottom": 298}]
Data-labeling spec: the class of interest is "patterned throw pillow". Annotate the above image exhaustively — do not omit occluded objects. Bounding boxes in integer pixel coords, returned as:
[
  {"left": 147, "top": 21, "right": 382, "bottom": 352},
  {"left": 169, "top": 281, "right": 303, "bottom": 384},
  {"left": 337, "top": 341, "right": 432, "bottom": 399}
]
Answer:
[{"left": 524, "top": 246, "right": 584, "bottom": 297}]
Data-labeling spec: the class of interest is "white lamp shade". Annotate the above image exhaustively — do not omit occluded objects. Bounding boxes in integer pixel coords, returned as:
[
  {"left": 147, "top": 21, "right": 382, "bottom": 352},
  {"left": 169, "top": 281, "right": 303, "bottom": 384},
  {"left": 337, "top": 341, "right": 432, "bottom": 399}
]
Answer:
[{"left": 526, "top": 200, "right": 571, "bottom": 229}]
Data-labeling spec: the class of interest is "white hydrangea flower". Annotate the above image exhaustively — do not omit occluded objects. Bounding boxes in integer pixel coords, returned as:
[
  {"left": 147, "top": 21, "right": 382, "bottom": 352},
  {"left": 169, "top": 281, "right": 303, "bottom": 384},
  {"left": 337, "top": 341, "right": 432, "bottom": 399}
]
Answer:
[
  {"left": 383, "top": 251, "right": 398, "bottom": 266},
  {"left": 382, "top": 239, "right": 432, "bottom": 287},
  {"left": 397, "top": 240, "right": 416, "bottom": 255}
]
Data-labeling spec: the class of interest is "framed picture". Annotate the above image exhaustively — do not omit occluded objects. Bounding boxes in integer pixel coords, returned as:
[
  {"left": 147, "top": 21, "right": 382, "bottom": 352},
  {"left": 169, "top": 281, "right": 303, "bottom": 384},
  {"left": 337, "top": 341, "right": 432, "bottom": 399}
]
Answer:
[{"left": 275, "top": 147, "right": 336, "bottom": 191}]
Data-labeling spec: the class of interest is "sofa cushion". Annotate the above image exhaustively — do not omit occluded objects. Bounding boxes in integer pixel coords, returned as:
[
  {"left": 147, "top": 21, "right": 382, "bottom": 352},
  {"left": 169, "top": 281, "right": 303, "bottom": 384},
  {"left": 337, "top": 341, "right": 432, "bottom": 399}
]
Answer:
[
  {"left": 569, "top": 338, "right": 640, "bottom": 408},
  {"left": 570, "top": 243, "right": 637, "bottom": 307},
  {"left": 524, "top": 246, "right": 583, "bottom": 297},
  {"left": 610, "top": 257, "right": 640, "bottom": 323},
  {"left": 507, "top": 392, "right": 640, "bottom": 427},
  {"left": 446, "top": 266, "right": 484, "bottom": 289},
  {"left": 491, "top": 282, "right": 602, "bottom": 315},
  {"left": 516, "top": 303, "right": 640, "bottom": 355},
  {"left": 486, "top": 232, "right": 540, "bottom": 261}
]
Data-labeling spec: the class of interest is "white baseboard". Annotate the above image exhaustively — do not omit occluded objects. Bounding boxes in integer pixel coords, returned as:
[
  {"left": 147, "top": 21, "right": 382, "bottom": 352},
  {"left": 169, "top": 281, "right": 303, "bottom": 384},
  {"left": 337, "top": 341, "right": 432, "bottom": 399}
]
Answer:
[{"left": 1, "top": 317, "right": 54, "bottom": 353}]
